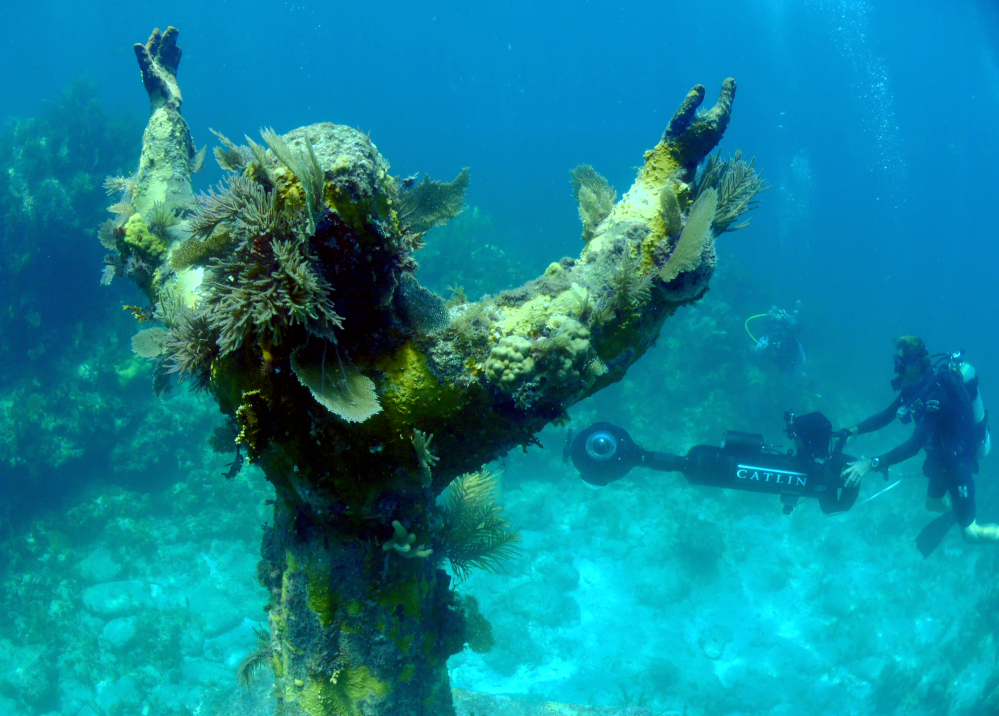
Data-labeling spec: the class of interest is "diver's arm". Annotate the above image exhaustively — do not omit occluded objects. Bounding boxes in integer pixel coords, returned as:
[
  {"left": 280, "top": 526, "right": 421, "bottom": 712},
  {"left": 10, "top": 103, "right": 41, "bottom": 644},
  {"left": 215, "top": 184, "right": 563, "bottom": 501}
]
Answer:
[
  {"left": 852, "top": 396, "right": 903, "bottom": 436},
  {"left": 873, "top": 408, "right": 938, "bottom": 469},
  {"left": 842, "top": 397, "right": 931, "bottom": 486}
]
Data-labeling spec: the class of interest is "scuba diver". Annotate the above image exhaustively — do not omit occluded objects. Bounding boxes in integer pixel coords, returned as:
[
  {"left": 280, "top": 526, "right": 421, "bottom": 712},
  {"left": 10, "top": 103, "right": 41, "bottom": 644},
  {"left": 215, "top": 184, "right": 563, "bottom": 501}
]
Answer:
[
  {"left": 748, "top": 302, "right": 805, "bottom": 375},
  {"left": 840, "top": 336, "right": 997, "bottom": 546}
]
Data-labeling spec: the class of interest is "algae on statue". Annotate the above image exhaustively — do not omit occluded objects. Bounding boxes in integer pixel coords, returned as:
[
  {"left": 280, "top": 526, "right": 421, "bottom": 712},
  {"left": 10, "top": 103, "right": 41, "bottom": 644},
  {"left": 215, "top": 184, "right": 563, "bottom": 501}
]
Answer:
[{"left": 111, "top": 26, "right": 764, "bottom": 716}]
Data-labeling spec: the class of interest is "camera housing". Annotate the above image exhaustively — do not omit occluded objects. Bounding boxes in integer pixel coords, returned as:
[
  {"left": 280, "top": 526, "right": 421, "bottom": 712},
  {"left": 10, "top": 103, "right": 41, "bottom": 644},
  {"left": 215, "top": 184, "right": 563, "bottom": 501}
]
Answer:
[{"left": 566, "top": 411, "right": 858, "bottom": 515}]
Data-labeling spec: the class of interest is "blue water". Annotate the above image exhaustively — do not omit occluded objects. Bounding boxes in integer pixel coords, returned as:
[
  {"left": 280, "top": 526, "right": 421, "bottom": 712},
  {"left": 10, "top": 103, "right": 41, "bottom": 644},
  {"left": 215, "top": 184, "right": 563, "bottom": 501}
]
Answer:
[
  {"left": 2, "top": 1, "right": 999, "bottom": 714},
  {"left": 7, "top": 0, "right": 999, "bottom": 366}
]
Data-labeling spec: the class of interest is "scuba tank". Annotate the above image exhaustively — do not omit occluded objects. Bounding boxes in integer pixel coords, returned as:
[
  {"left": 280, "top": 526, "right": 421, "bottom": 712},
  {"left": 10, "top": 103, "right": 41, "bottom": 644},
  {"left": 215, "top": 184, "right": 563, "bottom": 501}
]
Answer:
[
  {"left": 938, "top": 351, "right": 990, "bottom": 460},
  {"left": 956, "top": 359, "right": 991, "bottom": 459}
]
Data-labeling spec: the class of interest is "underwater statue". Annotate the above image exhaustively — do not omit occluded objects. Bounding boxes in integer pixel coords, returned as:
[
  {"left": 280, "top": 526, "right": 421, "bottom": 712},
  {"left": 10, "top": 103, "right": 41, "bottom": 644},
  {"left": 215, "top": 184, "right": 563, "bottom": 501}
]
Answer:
[{"left": 101, "top": 26, "right": 765, "bottom": 716}]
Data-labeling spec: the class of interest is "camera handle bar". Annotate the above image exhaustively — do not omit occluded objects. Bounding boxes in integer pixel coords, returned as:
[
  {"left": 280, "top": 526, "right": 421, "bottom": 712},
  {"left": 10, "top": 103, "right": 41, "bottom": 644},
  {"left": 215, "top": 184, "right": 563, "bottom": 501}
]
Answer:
[{"left": 564, "top": 412, "right": 859, "bottom": 515}]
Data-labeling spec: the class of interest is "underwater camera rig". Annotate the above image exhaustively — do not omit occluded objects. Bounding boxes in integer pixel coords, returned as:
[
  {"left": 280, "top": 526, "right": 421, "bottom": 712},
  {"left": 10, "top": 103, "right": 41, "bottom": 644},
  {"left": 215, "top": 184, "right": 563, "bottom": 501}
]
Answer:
[{"left": 564, "top": 411, "right": 860, "bottom": 515}]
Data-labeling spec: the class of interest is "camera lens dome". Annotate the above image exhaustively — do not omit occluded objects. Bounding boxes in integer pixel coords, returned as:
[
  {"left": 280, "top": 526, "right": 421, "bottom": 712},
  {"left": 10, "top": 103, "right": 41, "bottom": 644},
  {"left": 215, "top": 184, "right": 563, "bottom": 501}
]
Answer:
[{"left": 585, "top": 431, "right": 617, "bottom": 461}]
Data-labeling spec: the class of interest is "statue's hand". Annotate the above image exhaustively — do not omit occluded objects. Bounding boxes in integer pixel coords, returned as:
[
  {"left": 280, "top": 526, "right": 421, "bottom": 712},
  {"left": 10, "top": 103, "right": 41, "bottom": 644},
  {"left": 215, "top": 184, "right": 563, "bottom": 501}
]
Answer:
[
  {"left": 134, "top": 26, "right": 183, "bottom": 108},
  {"left": 663, "top": 78, "right": 736, "bottom": 169}
]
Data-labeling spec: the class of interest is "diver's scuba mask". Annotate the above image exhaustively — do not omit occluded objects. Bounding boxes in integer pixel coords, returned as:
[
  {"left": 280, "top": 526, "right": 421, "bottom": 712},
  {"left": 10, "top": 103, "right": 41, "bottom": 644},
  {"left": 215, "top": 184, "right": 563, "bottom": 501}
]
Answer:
[
  {"left": 891, "top": 353, "right": 924, "bottom": 391},
  {"left": 891, "top": 355, "right": 906, "bottom": 391}
]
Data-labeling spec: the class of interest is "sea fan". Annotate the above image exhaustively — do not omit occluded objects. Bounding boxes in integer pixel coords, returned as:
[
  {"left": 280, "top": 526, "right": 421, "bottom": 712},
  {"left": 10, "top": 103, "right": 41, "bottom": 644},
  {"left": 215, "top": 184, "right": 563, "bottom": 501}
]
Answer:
[
  {"left": 661, "top": 187, "right": 717, "bottom": 283},
  {"left": 397, "top": 273, "right": 449, "bottom": 335},
  {"left": 131, "top": 327, "right": 168, "bottom": 358},
  {"left": 694, "top": 149, "right": 768, "bottom": 233},
  {"left": 396, "top": 168, "right": 470, "bottom": 235},
  {"left": 570, "top": 164, "right": 616, "bottom": 242},
  {"left": 290, "top": 344, "right": 382, "bottom": 424}
]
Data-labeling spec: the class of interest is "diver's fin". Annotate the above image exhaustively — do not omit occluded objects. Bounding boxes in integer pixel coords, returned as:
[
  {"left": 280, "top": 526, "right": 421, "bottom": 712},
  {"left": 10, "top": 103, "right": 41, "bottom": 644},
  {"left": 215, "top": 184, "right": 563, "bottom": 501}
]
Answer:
[{"left": 915, "top": 512, "right": 957, "bottom": 558}]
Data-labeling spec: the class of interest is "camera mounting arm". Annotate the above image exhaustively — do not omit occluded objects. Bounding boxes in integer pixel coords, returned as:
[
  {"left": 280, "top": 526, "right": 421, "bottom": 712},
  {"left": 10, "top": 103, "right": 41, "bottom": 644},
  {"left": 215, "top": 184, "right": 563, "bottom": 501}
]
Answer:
[
  {"left": 639, "top": 448, "right": 690, "bottom": 475},
  {"left": 565, "top": 418, "right": 859, "bottom": 515}
]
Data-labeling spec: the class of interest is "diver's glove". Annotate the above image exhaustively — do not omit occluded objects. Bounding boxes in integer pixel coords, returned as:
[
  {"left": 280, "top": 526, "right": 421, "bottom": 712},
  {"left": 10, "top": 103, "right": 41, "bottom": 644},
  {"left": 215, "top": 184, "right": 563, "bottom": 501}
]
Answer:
[{"left": 832, "top": 428, "right": 852, "bottom": 440}]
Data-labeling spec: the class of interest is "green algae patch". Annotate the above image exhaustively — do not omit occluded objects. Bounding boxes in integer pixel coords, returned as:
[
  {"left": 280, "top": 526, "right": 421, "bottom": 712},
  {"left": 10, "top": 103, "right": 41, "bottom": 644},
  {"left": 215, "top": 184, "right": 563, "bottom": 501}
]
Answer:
[
  {"left": 395, "top": 633, "right": 414, "bottom": 657},
  {"left": 299, "top": 668, "right": 390, "bottom": 716},
  {"left": 593, "top": 319, "right": 644, "bottom": 363},
  {"left": 375, "top": 342, "right": 461, "bottom": 428},
  {"left": 375, "top": 575, "right": 429, "bottom": 619},
  {"left": 327, "top": 185, "right": 392, "bottom": 237},
  {"left": 305, "top": 564, "right": 338, "bottom": 628}
]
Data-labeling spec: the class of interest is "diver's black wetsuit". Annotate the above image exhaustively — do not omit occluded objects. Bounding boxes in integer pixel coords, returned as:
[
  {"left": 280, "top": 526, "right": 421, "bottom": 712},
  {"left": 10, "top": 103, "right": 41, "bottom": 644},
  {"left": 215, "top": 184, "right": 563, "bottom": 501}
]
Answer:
[
  {"left": 857, "top": 374, "right": 977, "bottom": 526},
  {"left": 760, "top": 313, "right": 804, "bottom": 374}
]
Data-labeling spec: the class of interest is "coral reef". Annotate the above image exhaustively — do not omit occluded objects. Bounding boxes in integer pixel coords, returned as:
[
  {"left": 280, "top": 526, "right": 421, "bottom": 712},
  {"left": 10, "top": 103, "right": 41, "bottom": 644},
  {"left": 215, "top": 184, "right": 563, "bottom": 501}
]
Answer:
[
  {"left": 0, "top": 79, "right": 141, "bottom": 378},
  {"left": 0, "top": 440, "right": 276, "bottom": 716},
  {"left": 108, "top": 26, "right": 761, "bottom": 716},
  {"left": 6, "top": 60, "right": 994, "bottom": 715}
]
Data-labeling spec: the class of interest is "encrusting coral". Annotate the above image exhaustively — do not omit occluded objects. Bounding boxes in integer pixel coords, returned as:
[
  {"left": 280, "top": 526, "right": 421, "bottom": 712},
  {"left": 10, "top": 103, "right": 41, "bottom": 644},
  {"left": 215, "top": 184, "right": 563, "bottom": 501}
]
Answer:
[
  {"left": 107, "top": 26, "right": 764, "bottom": 716},
  {"left": 484, "top": 335, "right": 536, "bottom": 388},
  {"left": 123, "top": 213, "right": 168, "bottom": 266}
]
